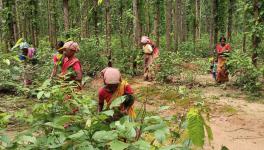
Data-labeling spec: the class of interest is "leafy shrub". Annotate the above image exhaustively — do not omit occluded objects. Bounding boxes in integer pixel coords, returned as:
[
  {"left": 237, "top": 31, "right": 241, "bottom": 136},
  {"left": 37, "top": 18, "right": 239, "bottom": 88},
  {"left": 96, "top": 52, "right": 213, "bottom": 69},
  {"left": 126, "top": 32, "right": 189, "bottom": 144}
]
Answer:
[
  {"left": 227, "top": 50, "right": 263, "bottom": 93},
  {"left": 156, "top": 52, "right": 183, "bottom": 82}
]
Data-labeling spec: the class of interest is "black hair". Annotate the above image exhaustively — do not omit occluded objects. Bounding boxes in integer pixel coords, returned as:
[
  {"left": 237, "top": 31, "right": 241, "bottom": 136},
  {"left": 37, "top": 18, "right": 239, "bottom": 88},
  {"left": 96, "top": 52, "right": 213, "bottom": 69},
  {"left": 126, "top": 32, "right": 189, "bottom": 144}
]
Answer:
[
  {"left": 219, "top": 36, "right": 226, "bottom": 42},
  {"left": 57, "top": 41, "right": 64, "bottom": 48}
]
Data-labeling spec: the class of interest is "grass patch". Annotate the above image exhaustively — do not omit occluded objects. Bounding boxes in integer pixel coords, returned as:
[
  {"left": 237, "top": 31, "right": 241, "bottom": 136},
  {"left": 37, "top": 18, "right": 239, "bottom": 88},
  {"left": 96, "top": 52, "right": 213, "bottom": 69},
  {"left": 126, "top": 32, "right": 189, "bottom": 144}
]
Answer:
[{"left": 219, "top": 105, "right": 237, "bottom": 115}]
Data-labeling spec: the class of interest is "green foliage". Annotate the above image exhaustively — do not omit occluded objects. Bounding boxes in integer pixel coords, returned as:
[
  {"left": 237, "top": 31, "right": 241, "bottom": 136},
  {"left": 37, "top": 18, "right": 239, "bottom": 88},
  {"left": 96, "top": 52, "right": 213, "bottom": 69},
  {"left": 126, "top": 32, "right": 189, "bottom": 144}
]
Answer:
[
  {"left": 186, "top": 108, "right": 212, "bottom": 148},
  {"left": 227, "top": 50, "right": 263, "bottom": 93},
  {"left": 156, "top": 52, "right": 183, "bottom": 82}
]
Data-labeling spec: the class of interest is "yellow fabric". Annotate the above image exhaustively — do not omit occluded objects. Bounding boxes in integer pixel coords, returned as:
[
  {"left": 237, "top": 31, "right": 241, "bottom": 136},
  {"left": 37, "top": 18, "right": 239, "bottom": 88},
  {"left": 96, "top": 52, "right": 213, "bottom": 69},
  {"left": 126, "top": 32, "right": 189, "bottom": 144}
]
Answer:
[{"left": 107, "top": 80, "right": 136, "bottom": 119}]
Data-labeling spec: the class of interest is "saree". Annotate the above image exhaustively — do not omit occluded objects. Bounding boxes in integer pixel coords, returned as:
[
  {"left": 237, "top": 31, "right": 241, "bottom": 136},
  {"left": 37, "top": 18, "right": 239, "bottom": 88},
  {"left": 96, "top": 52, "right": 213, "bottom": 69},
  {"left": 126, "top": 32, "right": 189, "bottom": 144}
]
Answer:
[
  {"left": 216, "top": 44, "right": 231, "bottom": 83},
  {"left": 106, "top": 80, "right": 136, "bottom": 119}
]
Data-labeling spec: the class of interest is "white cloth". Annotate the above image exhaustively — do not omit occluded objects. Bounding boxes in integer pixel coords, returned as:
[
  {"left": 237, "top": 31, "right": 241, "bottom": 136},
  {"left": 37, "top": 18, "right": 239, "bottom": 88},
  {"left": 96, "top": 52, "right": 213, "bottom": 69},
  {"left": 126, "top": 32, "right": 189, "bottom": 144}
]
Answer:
[{"left": 143, "top": 44, "right": 153, "bottom": 54}]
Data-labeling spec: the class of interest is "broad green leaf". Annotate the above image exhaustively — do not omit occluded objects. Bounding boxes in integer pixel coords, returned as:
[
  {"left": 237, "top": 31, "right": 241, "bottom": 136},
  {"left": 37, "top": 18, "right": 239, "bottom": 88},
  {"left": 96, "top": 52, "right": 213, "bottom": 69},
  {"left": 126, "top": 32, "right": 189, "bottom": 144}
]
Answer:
[
  {"left": 85, "top": 118, "right": 92, "bottom": 128},
  {"left": 109, "top": 140, "right": 129, "bottom": 150},
  {"left": 92, "top": 130, "right": 118, "bottom": 142},
  {"left": 0, "top": 135, "right": 10, "bottom": 147},
  {"left": 159, "top": 106, "right": 170, "bottom": 111},
  {"left": 44, "top": 122, "right": 64, "bottom": 130},
  {"left": 130, "top": 140, "right": 151, "bottom": 150},
  {"left": 17, "top": 135, "right": 37, "bottom": 145},
  {"left": 159, "top": 145, "right": 183, "bottom": 150},
  {"left": 68, "top": 130, "right": 85, "bottom": 139},
  {"left": 53, "top": 115, "right": 73, "bottom": 126},
  {"left": 187, "top": 108, "right": 205, "bottom": 147},
  {"left": 47, "top": 132, "right": 66, "bottom": 148},
  {"left": 109, "top": 96, "right": 126, "bottom": 109},
  {"left": 37, "top": 91, "right": 44, "bottom": 99},
  {"left": 44, "top": 92, "right": 51, "bottom": 98},
  {"left": 3, "top": 59, "right": 10, "bottom": 66},
  {"left": 143, "top": 123, "right": 166, "bottom": 131},
  {"left": 98, "top": 0, "right": 103, "bottom": 5},
  {"left": 102, "top": 110, "right": 114, "bottom": 116},
  {"left": 155, "top": 129, "right": 166, "bottom": 143}
]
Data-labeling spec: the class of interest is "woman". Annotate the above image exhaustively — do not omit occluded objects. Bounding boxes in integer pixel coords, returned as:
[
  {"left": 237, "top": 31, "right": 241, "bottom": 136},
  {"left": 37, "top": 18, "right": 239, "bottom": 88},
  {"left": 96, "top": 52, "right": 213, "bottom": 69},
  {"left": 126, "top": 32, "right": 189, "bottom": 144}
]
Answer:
[
  {"left": 98, "top": 67, "right": 136, "bottom": 120},
  {"left": 141, "top": 36, "right": 159, "bottom": 81},
  {"left": 59, "top": 41, "right": 82, "bottom": 86},
  {"left": 216, "top": 37, "right": 231, "bottom": 83},
  {"left": 19, "top": 42, "right": 36, "bottom": 85},
  {"left": 50, "top": 41, "right": 64, "bottom": 79}
]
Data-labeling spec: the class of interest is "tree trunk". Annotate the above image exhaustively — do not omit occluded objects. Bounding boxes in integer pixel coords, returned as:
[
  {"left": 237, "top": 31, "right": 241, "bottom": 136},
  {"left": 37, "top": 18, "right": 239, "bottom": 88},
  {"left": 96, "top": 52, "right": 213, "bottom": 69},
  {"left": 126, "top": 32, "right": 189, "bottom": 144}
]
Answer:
[
  {"left": 165, "top": 0, "right": 172, "bottom": 51},
  {"left": 227, "top": 0, "right": 234, "bottom": 42},
  {"left": 181, "top": 0, "right": 187, "bottom": 42},
  {"left": 105, "top": 0, "right": 112, "bottom": 66},
  {"left": 93, "top": 0, "right": 99, "bottom": 45},
  {"left": 81, "top": 0, "right": 89, "bottom": 38},
  {"left": 145, "top": 0, "right": 150, "bottom": 37},
  {"left": 63, "top": 0, "right": 69, "bottom": 31},
  {"left": 173, "top": 0, "right": 180, "bottom": 51},
  {"left": 133, "top": 0, "right": 140, "bottom": 48},
  {"left": 242, "top": 8, "right": 246, "bottom": 52},
  {"left": 48, "top": 0, "right": 56, "bottom": 48},
  {"left": 213, "top": 0, "right": 218, "bottom": 45},
  {"left": 119, "top": 0, "right": 124, "bottom": 48},
  {"left": 209, "top": 0, "right": 214, "bottom": 49},
  {"left": 195, "top": 0, "right": 201, "bottom": 40},
  {"left": 153, "top": 0, "right": 160, "bottom": 47},
  {"left": 3, "top": 0, "right": 15, "bottom": 50},
  {"left": 252, "top": 0, "right": 261, "bottom": 66}
]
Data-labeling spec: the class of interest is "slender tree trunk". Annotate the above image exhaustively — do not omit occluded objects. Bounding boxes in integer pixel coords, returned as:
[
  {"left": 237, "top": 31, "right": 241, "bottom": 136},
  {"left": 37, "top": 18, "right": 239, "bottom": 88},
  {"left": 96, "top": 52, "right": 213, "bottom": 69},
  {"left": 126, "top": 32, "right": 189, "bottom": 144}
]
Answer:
[
  {"left": 3, "top": 0, "right": 15, "bottom": 50},
  {"left": 165, "top": 0, "right": 172, "bottom": 51},
  {"left": 195, "top": 0, "right": 201, "bottom": 39},
  {"left": 145, "top": 0, "right": 150, "bottom": 37},
  {"left": 181, "top": 0, "right": 187, "bottom": 42},
  {"left": 48, "top": 0, "right": 56, "bottom": 47},
  {"left": 252, "top": 0, "right": 261, "bottom": 66},
  {"left": 153, "top": 0, "right": 160, "bottom": 47},
  {"left": 12, "top": 2, "right": 18, "bottom": 42},
  {"left": 173, "top": 0, "right": 180, "bottom": 51},
  {"left": 133, "top": 0, "right": 140, "bottom": 47},
  {"left": 213, "top": 0, "right": 218, "bottom": 45},
  {"left": 227, "top": 0, "right": 234, "bottom": 42},
  {"left": 119, "top": 0, "right": 124, "bottom": 48},
  {"left": 105, "top": 0, "right": 112, "bottom": 66},
  {"left": 209, "top": 0, "right": 214, "bottom": 49},
  {"left": 0, "top": 0, "right": 2, "bottom": 43},
  {"left": 242, "top": 8, "right": 246, "bottom": 52},
  {"left": 63, "top": 0, "right": 69, "bottom": 31},
  {"left": 81, "top": 0, "right": 89, "bottom": 38},
  {"left": 93, "top": 0, "right": 99, "bottom": 45}
]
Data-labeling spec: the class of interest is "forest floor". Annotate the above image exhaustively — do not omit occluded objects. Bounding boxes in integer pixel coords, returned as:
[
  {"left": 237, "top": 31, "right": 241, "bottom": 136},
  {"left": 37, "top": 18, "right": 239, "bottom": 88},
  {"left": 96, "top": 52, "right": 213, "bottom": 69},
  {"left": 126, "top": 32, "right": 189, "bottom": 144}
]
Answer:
[{"left": 2, "top": 73, "right": 264, "bottom": 150}]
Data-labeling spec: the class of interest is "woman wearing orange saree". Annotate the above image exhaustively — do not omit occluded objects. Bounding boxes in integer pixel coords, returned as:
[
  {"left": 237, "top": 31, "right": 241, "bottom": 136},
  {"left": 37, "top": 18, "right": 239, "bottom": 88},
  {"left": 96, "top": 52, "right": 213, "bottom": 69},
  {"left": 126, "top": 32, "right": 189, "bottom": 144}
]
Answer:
[{"left": 216, "top": 37, "right": 231, "bottom": 83}]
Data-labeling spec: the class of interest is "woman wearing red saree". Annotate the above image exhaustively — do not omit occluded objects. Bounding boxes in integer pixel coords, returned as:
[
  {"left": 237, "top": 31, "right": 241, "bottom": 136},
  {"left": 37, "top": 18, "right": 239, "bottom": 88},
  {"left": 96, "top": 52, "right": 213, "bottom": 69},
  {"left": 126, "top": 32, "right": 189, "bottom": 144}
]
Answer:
[
  {"left": 59, "top": 41, "right": 82, "bottom": 87},
  {"left": 216, "top": 37, "right": 231, "bottom": 83}
]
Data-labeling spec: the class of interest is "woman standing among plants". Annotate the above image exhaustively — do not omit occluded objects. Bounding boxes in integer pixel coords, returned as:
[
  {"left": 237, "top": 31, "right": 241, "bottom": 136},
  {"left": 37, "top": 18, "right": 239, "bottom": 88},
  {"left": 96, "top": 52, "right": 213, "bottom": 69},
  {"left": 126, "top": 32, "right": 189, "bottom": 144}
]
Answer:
[
  {"left": 98, "top": 67, "right": 136, "bottom": 120},
  {"left": 50, "top": 41, "right": 64, "bottom": 79},
  {"left": 15, "top": 41, "right": 37, "bottom": 86},
  {"left": 59, "top": 41, "right": 83, "bottom": 88},
  {"left": 215, "top": 36, "right": 231, "bottom": 83},
  {"left": 141, "top": 36, "right": 159, "bottom": 81}
]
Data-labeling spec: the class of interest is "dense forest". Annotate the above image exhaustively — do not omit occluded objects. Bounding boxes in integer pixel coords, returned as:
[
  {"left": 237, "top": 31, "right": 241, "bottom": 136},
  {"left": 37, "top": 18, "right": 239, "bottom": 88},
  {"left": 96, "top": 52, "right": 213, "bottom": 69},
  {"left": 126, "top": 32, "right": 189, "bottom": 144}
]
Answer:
[{"left": 0, "top": 0, "right": 264, "bottom": 150}]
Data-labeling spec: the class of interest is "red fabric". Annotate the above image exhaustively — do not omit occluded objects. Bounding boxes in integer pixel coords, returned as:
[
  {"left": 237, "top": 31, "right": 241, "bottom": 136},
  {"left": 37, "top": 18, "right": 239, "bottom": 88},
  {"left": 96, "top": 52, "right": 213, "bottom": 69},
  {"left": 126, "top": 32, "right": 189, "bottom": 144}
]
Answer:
[
  {"left": 53, "top": 55, "right": 59, "bottom": 64},
  {"left": 98, "top": 85, "right": 133, "bottom": 106},
  {"left": 216, "top": 43, "right": 231, "bottom": 54},
  {"left": 61, "top": 56, "right": 81, "bottom": 75}
]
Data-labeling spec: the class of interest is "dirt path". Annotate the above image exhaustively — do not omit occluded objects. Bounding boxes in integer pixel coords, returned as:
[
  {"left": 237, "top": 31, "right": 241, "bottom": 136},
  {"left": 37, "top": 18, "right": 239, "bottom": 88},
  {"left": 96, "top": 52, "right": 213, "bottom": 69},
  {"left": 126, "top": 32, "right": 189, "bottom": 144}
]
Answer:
[{"left": 130, "top": 75, "right": 264, "bottom": 150}]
